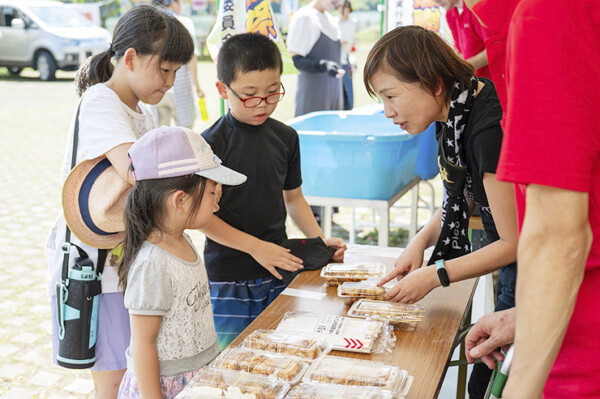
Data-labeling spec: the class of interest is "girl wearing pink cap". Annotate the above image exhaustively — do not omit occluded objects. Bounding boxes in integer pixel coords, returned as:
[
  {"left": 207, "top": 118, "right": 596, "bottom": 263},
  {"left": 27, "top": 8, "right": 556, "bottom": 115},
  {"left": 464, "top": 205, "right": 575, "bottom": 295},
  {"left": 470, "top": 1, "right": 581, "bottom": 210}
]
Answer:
[{"left": 117, "top": 127, "right": 246, "bottom": 399}]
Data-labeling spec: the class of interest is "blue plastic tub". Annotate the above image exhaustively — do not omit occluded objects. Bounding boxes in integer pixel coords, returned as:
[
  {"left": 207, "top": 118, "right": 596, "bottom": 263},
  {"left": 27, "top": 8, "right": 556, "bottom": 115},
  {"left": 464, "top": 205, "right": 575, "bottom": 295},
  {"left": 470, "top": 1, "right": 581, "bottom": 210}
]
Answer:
[
  {"left": 351, "top": 105, "right": 439, "bottom": 180},
  {"left": 414, "top": 123, "right": 439, "bottom": 180},
  {"left": 288, "top": 111, "right": 422, "bottom": 200}
]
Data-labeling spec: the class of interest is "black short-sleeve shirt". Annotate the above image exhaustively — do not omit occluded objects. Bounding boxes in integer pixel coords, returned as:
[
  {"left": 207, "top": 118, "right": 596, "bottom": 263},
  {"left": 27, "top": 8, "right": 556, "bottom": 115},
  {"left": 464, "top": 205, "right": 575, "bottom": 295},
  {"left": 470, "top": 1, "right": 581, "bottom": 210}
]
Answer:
[
  {"left": 202, "top": 112, "right": 303, "bottom": 281},
  {"left": 457, "top": 78, "right": 504, "bottom": 237}
]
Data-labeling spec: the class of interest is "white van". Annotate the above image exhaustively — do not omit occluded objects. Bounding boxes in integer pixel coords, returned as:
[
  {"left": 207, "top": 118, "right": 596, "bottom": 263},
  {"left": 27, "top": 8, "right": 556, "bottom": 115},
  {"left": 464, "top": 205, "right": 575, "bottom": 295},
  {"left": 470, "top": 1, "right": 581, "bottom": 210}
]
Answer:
[{"left": 0, "top": 0, "right": 111, "bottom": 80}]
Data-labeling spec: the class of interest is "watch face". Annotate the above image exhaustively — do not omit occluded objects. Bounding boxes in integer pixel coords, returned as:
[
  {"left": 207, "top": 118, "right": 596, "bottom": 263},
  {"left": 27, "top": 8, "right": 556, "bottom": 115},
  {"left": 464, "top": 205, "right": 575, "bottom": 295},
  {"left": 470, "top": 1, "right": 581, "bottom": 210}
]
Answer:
[{"left": 437, "top": 268, "right": 450, "bottom": 287}]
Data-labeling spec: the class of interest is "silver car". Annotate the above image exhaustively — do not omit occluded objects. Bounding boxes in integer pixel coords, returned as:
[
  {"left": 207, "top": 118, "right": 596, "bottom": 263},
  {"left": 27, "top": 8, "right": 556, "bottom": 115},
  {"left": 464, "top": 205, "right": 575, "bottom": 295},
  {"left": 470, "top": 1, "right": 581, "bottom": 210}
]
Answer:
[{"left": 0, "top": 0, "right": 111, "bottom": 80}]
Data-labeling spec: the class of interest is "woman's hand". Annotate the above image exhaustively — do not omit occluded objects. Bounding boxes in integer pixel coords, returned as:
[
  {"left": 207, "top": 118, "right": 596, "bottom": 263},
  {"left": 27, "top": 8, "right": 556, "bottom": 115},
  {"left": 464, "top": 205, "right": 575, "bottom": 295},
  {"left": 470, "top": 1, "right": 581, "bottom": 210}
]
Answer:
[
  {"left": 250, "top": 240, "right": 303, "bottom": 280},
  {"left": 384, "top": 266, "right": 439, "bottom": 304},
  {"left": 378, "top": 242, "right": 425, "bottom": 286},
  {"left": 324, "top": 237, "right": 347, "bottom": 262}
]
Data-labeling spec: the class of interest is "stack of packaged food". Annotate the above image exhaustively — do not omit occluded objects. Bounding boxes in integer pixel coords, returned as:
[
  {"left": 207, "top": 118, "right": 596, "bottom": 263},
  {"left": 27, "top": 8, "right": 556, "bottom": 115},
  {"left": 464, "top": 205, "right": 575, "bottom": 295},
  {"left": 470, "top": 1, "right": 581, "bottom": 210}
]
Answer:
[
  {"left": 301, "top": 356, "right": 413, "bottom": 397},
  {"left": 210, "top": 347, "right": 310, "bottom": 384},
  {"left": 337, "top": 279, "right": 389, "bottom": 304},
  {"left": 320, "top": 263, "right": 386, "bottom": 286},
  {"left": 175, "top": 368, "right": 289, "bottom": 399},
  {"left": 347, "top": 299, "right": 425, "bottom": 325},
  {"left": 241, "top": 329, "right": 330, "bottom": 361}
]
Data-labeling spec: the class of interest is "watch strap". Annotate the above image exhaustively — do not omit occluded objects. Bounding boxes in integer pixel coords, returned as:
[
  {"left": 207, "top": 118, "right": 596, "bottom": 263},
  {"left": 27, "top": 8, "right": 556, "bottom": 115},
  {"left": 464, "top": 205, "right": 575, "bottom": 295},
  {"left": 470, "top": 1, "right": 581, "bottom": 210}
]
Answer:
[{"left": 435, "top": 259, "right": 451, "bottom": 287}]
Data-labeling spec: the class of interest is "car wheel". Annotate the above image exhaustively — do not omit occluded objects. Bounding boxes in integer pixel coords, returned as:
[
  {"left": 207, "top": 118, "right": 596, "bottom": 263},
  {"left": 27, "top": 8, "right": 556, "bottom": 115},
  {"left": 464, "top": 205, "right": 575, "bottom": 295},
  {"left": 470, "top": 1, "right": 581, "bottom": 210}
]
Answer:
[
  {"left": 8, "top": 67, "right": 23, "bottom": 76},
  {"left": 35, "top": 51, "right": 57, "bottom": 81}
]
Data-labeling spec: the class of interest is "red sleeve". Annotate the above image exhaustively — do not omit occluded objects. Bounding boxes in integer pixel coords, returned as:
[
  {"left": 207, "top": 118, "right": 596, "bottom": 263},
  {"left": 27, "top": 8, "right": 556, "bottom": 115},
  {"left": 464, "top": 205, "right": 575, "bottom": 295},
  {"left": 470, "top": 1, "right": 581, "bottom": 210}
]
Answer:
[
  {"left": 471, "top": 0, "right": 519, "bottom": 38},
  {"left": 445, "top": 8, "right": 462, "bottom": 54},
  {"left": 467, "top": 7, "right": 489, "bottom": 42},
  {"left": 497, "top": 0, "right": 600, "bottom": 193}
]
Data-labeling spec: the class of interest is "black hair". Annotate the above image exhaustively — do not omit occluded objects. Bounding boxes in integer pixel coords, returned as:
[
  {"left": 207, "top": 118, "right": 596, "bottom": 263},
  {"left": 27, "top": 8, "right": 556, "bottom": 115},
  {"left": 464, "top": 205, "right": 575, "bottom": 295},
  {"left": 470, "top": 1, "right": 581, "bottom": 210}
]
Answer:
[
  {"left": 75, "top": 5, "right": 194, "bottom": 96},
  {"left": 217, "top": 33, "right": 283, "bottom": 85},
  {"left": 364, "top": 25, "right": 475, "bottom": 104},
  {"left": 118, "top": 173, "right": 206, "bottom": 293}
]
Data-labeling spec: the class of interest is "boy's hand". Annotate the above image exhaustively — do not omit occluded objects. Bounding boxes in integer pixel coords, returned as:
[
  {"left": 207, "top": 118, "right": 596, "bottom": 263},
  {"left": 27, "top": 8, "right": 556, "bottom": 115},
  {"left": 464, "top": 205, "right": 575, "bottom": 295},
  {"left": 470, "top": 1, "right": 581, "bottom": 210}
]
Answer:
[
  {"left": 324, "top": 237, "right": 347, "bottom": 262},
  {"left": 250, "top": 241, "right": 303, "bottom": 280}
]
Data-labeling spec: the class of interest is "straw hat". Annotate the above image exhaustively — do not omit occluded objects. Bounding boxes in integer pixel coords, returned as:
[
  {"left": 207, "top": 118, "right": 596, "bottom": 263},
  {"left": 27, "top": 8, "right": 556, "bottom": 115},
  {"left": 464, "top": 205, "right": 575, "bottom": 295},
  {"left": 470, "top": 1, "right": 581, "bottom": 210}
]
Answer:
[{"left": 62, "top": 156, "right": 131, "bottom": 249}]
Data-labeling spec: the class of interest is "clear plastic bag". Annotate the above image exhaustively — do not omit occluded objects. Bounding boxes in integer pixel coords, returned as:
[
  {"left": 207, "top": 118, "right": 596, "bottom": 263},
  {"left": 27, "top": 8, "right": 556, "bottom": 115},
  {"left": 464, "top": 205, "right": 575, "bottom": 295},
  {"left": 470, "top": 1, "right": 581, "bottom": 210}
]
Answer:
[
  {"left": 302, "top": 356, "right": 413, "bottom": 397},
  {"left": 241, "top": 329, "right": 330, "bottom": 360},
  {"left": 320, "top": 263, "right": 386, "bottom": 286},
  {"left": 347, "top": 299, "right": 425, "bottom": 326},
  {"left": 209, "top": 347, "right": 309, "bottom": 384},
  {"left": 286, "top": 382, "right": 393, "bottom": 398},
  {"left": 275, "top": 311, "right": 395, "bottom": 353},
  {"left": 174, "top": 367, "right": 289, "bottom": 399}
]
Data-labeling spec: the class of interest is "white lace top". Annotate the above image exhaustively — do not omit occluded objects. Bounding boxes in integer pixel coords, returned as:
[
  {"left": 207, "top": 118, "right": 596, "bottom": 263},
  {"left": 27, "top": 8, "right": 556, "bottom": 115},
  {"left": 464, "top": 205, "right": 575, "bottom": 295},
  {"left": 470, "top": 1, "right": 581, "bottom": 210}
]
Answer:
[{"left": 124, "top": 235, "right": 220, "bottom": 376}]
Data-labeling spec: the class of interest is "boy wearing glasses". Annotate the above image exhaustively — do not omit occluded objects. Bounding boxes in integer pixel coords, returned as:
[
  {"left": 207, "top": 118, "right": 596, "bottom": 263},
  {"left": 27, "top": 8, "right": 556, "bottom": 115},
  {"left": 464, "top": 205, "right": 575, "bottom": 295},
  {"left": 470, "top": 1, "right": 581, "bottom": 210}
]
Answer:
[{"left": 201, "top": 33, "right": 346, "bottom": 349}]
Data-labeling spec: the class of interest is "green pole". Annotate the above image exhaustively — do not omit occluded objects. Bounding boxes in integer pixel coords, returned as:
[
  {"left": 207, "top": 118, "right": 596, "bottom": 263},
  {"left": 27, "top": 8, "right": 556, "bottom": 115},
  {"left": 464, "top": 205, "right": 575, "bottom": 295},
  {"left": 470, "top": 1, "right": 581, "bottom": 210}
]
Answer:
[
  {"left": 378, "top": 0, "right": 386, "bottom": 105},
  {"left": 489, "top": 346, "right": 514, "bottom": 399},
  {"left": 379, "top": 0, "right": 385, "bottom": 37}
]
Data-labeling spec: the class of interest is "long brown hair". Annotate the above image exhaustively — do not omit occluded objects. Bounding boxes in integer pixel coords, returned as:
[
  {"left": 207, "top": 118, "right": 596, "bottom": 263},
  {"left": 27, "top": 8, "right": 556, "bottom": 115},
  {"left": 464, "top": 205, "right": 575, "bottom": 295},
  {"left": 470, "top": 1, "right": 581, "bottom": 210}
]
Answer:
[
  {"left": 118, "top": 173, "right": 207, "bottom": 293},
  {"left": 75, "top": 5, "right": 194, "bottom": 96},
  {"left": 364, "top": 25, "right": 475, "bottom": 104}
]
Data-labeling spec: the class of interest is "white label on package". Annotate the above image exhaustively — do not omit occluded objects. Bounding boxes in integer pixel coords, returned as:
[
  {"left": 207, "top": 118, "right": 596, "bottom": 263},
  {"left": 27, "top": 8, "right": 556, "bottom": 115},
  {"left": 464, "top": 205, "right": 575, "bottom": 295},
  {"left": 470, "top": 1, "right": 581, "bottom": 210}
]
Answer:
[
  {"left": 314, "top": 314, "right": 349, "bottom": 336},
  {"left": 280, "top": 288, "right": 326, "bottom": 300}
]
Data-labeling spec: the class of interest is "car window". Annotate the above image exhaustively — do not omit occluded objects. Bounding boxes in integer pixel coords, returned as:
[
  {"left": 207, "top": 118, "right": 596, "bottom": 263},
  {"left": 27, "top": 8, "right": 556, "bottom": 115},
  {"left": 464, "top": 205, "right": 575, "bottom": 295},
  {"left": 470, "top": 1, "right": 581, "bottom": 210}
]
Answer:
[
  {"left": 0, "top": 6, "right": 17, "bottom": 27},
  {"left": 0, "top": 6, "right": 35, "bottom": 28},
  {"left": 19, "top": 10, "right": 35, "bottom": 27},
  {"left": 28, "top": 6, "right": 91, "bottom": 27}
]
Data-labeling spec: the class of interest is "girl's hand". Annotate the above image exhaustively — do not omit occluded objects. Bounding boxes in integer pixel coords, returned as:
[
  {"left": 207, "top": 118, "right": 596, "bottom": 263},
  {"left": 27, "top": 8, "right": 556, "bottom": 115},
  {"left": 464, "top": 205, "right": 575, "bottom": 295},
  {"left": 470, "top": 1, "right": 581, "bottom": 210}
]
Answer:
[
  {"left": 324, "top": 237, "right": 347, "bottom": 262},
  {"left": 250, "top": 241, "right": 303, "bottom": 280},
  {"left": 378, "top": 243, "right": 425, "bottom": 286},
  {"left": 384, "top": 266, "right": 438, "bottom": 304}
]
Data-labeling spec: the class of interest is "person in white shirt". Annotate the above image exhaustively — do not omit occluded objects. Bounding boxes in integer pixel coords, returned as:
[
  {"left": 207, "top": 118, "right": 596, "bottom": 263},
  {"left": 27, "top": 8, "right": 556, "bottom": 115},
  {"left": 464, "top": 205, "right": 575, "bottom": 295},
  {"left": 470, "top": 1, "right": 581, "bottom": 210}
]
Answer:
[
  {"left": 47, "top": 6, "right": 194, "bottom": 398},
  {"left": 286, "top": 0, "right": 345, "bottom": 117},
  {"left": 286, "top": 0, "right": 346, "bottom": 221}
]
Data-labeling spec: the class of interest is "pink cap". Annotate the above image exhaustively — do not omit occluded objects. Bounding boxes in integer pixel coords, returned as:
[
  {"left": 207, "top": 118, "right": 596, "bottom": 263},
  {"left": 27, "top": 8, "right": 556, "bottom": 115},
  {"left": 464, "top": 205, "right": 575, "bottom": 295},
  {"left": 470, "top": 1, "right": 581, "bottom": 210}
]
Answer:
[{"left": 128, "top": 126, "right": 246, "bottom": 185}]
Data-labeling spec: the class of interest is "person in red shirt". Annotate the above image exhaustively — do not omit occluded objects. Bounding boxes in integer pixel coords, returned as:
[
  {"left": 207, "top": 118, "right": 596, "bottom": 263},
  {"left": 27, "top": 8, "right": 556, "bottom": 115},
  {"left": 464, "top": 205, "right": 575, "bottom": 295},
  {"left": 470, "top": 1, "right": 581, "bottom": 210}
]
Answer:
[
  {"left": 433, "top": 0, "right": 491, "bottom": 80},
  {"left": 465, "top": 0, "right": 525, "bottom": 232},
  {"left": 466, "top": 0, "right": 600, "bottom": 397},
  {"left": 465, "top": 0, "right": 520, "bottom": 112}
]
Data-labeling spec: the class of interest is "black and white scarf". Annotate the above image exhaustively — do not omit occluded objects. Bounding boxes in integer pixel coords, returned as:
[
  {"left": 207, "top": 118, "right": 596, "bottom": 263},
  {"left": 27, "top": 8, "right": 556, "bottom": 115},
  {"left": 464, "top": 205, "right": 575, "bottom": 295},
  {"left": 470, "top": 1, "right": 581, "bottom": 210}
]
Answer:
[{"left": 428, "top": 77, "right": 478, "bottom": 265}]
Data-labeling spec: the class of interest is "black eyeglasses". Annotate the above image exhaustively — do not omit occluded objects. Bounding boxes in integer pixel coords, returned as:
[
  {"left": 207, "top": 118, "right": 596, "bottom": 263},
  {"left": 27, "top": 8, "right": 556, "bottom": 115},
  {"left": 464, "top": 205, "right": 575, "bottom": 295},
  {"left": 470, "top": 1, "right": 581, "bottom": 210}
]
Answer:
[{"left": 225, "top": 83, "right": 285, "bottom": 108}]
